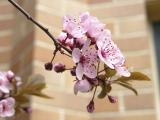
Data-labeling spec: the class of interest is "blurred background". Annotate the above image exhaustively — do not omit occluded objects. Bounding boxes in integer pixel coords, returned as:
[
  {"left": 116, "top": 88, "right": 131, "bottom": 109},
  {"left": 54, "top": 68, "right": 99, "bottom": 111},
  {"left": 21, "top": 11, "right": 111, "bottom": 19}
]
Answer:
[{"left": 0, "top": 0, "right": 160, "bottom": 120}]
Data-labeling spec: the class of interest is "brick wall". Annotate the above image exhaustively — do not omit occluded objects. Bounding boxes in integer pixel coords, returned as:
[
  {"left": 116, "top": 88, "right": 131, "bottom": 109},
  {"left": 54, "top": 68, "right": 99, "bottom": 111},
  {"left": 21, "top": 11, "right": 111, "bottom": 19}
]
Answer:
[
  {"left": 33, "top": 0, "right": 158, "bottom": 120},
  {"left": 0, "top": 0, "right": 158, "bottom": 120},
  {"left": 0, "top": 0, "right": 35, "bottom": 119}
]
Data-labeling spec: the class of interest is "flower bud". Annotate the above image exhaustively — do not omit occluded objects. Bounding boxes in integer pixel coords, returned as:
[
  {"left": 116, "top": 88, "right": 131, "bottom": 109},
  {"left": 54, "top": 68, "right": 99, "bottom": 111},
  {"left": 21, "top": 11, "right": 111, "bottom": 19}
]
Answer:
[
  {"left": 87, "top": 100, "right": 95, "bottom": 113},
  {"left": 108, "top": 95, "right": 117, "bottom": 103},
  {"left": 57, "top": 32, "right": 67, "bottom": 44},
  {"left": 53, "top": 63, "right": 66, "bottom": 73},
  {"left": 74, "top": 79, "right": 92, "bottom": 95},
  {"left": 15, "top": 76, "right": 22, "bottom": 87},
  {"left": 70, "top": 67, "right": 76, "bottom": 76},
  {"left": 23, "top": 107, "right": 32, "bottom": 114},
  {"left": 6, "top": 70, "right": 15, "bottom": 81},
  {"left": 44, "top": 62, "right": 53, "bottom": 71}
]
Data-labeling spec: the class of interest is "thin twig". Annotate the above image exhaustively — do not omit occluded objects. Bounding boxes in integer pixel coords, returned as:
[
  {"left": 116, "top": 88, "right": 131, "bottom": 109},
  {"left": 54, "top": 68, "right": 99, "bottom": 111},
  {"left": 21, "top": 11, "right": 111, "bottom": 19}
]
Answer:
[
  {"left": 91, "top": 86, "right": 97, "bottom": 101},
  {"left": 8, "top": 0, "right": 71, "bottom": 54},
  {"left": 60, "top": 50, "right": 72, "bottom": 58}
]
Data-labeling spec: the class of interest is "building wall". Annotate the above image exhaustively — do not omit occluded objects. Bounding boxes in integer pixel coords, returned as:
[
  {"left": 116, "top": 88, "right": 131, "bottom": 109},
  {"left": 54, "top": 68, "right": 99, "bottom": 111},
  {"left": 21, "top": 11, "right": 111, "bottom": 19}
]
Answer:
[
  {"left": 33, "top": 0, "right": 157, "bottom": 120},
  {"left": 0, "top": 0, "right": 35, "bottom": 120},
  {"left": 0, "top": 0, "right": 158, "bottom": 120}
]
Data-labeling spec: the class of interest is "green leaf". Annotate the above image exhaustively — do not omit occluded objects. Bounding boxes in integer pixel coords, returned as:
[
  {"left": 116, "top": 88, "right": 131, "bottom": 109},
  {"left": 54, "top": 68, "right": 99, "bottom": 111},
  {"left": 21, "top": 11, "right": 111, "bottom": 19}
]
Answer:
[
  {"left": 115, "top": 81, "right": 138, "bottom": 95},
  {"left": 98, "top": 74, "right": 106, "bottom": 80},
  {"left": 14, "top": 95, "right": 30, "bottom": 104},
  {"left": 116, "top": 72, "right": 150, "bottom": 82},
  {"left": 24, "top": 74, "right": 45, "bottom": 88},
  {"left": 104, "top": 65, "right": 116, "bottom": 78},
  {"left": 18, "top": 74, "right": 51, "bottom": 99},
  {"left": 98, "top": 80, "right": 112, "bottom": 99},
  {"left": 30, "top": 92, "right": 52, "bottom": 99}
]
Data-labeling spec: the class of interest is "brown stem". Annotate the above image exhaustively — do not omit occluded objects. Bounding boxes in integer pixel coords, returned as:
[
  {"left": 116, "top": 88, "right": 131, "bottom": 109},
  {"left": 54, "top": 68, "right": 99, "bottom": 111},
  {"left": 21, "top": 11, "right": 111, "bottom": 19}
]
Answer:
[
  {"left": 91, "top": 86, "right": 97, "bottom": 101},
  {"left": 8, "top": 0, "right": 72, "bottom": 54}
]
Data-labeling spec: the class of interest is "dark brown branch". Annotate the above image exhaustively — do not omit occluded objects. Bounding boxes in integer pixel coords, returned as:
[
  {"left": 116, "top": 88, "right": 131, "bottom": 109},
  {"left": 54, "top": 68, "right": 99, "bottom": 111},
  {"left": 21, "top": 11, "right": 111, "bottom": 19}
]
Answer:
[{"left": 8, "top": 0, "right": 71, "bottom": 54}]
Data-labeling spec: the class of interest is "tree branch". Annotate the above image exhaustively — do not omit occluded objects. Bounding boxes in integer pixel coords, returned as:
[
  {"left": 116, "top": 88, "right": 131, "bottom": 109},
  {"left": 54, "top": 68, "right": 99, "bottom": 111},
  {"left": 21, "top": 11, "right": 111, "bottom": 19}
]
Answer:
[{"left": 8, "top": 0, "right": 72, "bottom": 54}]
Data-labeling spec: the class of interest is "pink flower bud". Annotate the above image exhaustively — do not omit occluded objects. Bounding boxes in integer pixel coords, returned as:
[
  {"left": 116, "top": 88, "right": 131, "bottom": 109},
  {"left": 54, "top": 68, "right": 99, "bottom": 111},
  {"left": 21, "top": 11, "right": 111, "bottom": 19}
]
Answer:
[
  {"left": 23, "top": 107, "right": 32, "bottom": 114},
  {"left": 74, "top": 79, "right": 92, "bottom": 95},
  {"left": 53, "top": 63, "right": 66, "bottom": 73},
  {"left": 15, "top": 76, "right": 22, "bottom": 87},
  {"left": 108, "top": 95, "right": 117, "bottom": 103},
  {"left": 57, "top": 32, "right": 67, "bottom": 44},
  {"left": 44, "top": 62, "right": 53, "bottom": 71},
  {"left": 6, "top": 70, "right": 15, "bottom": 81},
  {"left": 87, "top": 100, "right": 95, "bottom": 113}
]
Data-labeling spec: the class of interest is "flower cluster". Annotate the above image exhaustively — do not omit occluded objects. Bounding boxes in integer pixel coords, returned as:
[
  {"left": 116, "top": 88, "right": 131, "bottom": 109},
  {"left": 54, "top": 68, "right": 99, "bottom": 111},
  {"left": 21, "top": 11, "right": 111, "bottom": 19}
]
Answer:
[
  {"left": 45, "top": 12, "right": 139, "bottom": 113},
  {"left": 7, "top": 0, "right": 151, "bottom": 116},
  {"left": 0, "top": 71, "right": 17, "bottom": 117},
  {"left": 0, "top": 70, "right": 50, "bottom": 118}
]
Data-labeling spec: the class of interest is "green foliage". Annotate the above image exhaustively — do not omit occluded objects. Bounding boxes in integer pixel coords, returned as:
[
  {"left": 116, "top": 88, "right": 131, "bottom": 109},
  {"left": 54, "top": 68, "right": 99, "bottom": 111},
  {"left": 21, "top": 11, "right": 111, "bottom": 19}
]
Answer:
[
  {"left": 104, "top": 65, "right": 116, "bottom": 78},
  {"left": 98, "top": 79, "right": 112, "bottom": 99},
  {"left": 18, "top": 74, "right": 51, "bottom": 99},
  {"left": 114, "top": 81, "right": 138, "bottom": 95},
  {"left": 112, "top": 72, "right": 150, "bottom": 95},
  {"left": 115, "top": 72, "right": 150, "bottom": 82}
]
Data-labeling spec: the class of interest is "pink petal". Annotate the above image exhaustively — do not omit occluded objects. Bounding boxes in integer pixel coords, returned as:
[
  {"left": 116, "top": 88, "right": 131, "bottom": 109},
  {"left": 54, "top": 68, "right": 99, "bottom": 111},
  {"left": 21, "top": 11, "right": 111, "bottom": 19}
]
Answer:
[
  {"left": 57, "top": 32, "right": 67, "bottom": 43},
  {"left": 80, "top": 12, "right": 90, "bottom": 22},
  {"left": 84, "top": 64, "right": 97, "bottom": 78},
  {"left": 72, "top": 48, "right": 81, "bottom": 63},
  {"left": 115, "top": 66, "right": 131, "bottom": 77},
  {"left": 63, "top": 15, "right": 77, "bottom": 34},
  {"left": 82, "top": 39, "right": 91, "bottom": 52},
  {"left": 71, "top": 25, "right": 86, "bottom": 38},
  {"left": 65, "top": 38, "right": 74, "bottom": 47},
  {"left": 98, "top": 50, "right": 114, "bottom": 69},
  {"left": 83, "top": 47, "right": 97, "bottom": 64},
  {"left": 76, "top": 63, "right": 84, "bottom": 80},
  {"left": 74, "top": 79, "right": 92, "bottom": 94}
]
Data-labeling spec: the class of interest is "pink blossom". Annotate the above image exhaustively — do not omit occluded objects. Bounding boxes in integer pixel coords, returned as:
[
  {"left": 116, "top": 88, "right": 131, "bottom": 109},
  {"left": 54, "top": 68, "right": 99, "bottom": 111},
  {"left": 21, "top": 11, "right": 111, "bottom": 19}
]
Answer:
[
  {"left": 97, "top": 30, "right": 130, "bottom": 77},
  {"left": 72, "top": 40, "right": 97, "bottom": 80},
  {"left": 63, "top": 15, "right": 86, "bottom": 38},
  {"left": 0, "top": 72, "right": 12, "bottom": 93},
  {"left": 57, "top": 32, "right": 67, "bottom": 44},
  {"left": 80, "top": 12, "right": 105, "bottom": 39},
  {"left": 6, "top": 71, "right": 15, "bottom": 81},
  {"left": 0, "top": 97, "right": 15, "bottom": 117},
  {"left": 74, "top": 79, "right": 92, "bottom": 95}
]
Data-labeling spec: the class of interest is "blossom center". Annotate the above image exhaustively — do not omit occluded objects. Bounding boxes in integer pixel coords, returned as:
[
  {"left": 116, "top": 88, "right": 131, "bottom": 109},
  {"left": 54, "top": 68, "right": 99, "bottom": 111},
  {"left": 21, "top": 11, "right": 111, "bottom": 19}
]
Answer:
[{"left": 80, "top": 55, "right": 86, "bottom": 64}]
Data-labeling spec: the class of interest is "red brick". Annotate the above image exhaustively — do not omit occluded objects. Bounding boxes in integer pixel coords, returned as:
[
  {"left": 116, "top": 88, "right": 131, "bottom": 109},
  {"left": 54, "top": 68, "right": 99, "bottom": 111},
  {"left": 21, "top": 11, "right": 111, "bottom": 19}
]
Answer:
[
  {"left": 83, "top": 0, "right": 112, "bottom": 4},
  {"left": 126, "top": 54, "right": 151, "bottom": 69},
  {"left": 119, "top": 18, "right": 146, "bottom": 33},
  {"left": 91, "top": 113, "right": 156, "bottom": 120},
  {"left": 34, "top": 46, "right": 74, "bottom": 68},
  {"left": 90, "top": 3, "right": 145, "bottom": 18},
  {"left": 33, "top": 90, "right": 90, "bottom": 111},
  {"left": 124, "top": 93, "right": 155, "bottom": 110},
  {"left": 0, "top": 35, "right": 11, "bottom": 47},
  {"left": 36, "top": 10, "right": 62, "bottom": 29},
  {"left": 94, "top": 97, "right": 119, "bottom": 112},
  {"left": 0, "top": 50, "right": 11, "bottom": 63},
  {"left": 65, "top": 114, "right": 90, "bottom": 120},
  {"left": 0, "top": 19, "right": 14, "bottom": 31},
  {"left": 115, "top": 36, "right": 149, "bottom": 51},
  {"left": 0, "top": 3, "right": 14, "bottom": 14},
  {"left": 31, "top": 108, "right": 60, "bottom": 120},
  {"left": 12, "top": 32, "right": 34, "bottom": 60}
]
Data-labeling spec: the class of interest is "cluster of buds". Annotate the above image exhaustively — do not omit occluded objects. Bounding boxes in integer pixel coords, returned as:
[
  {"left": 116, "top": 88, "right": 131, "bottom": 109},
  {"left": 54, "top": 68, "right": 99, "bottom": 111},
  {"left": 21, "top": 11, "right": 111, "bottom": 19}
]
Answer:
[{"left": 45, "top": 12, "right": 132, "bottom": 112}]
